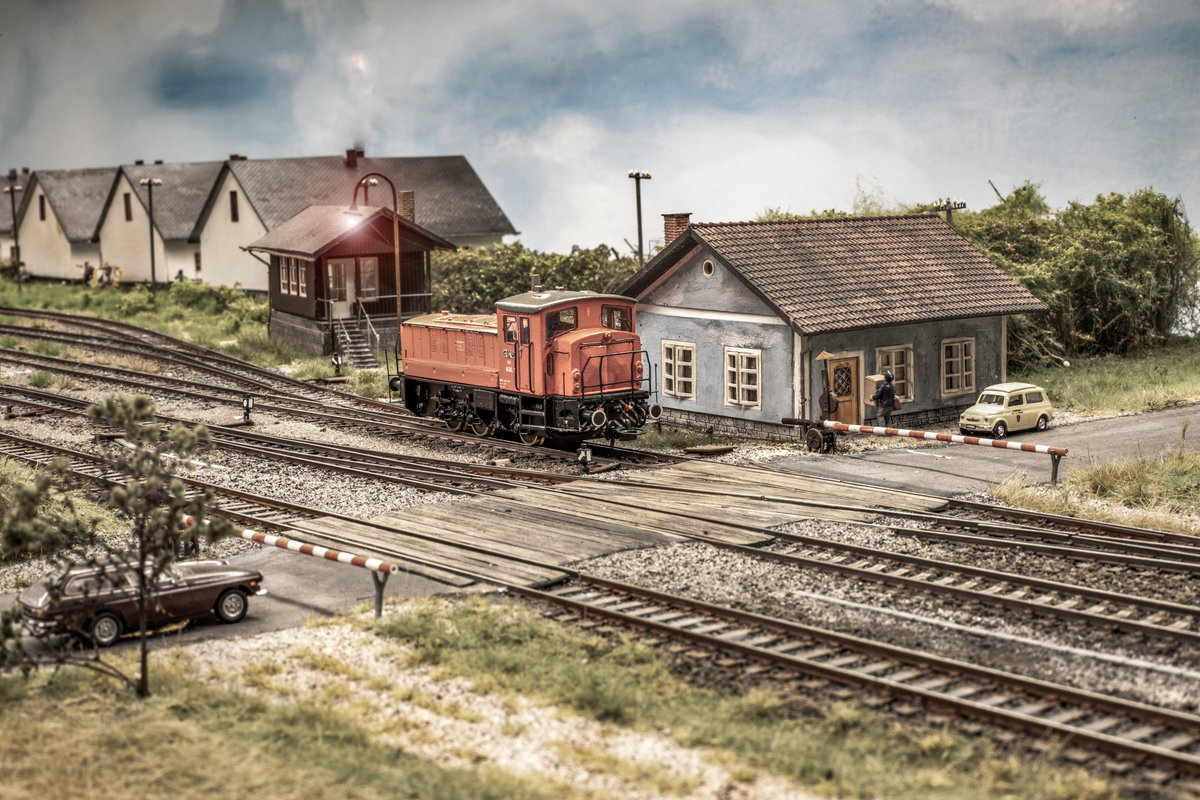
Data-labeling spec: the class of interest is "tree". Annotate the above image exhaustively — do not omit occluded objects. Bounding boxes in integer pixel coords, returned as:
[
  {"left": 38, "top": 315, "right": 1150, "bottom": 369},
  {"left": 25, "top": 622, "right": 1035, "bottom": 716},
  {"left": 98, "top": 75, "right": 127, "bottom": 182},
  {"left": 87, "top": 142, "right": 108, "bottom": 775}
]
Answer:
[
  {"left": 431, "top": 243, "right": 639, "bottom": 313},
  {"left": 0, "top": 395, "right": 231, "bottom": 697}
]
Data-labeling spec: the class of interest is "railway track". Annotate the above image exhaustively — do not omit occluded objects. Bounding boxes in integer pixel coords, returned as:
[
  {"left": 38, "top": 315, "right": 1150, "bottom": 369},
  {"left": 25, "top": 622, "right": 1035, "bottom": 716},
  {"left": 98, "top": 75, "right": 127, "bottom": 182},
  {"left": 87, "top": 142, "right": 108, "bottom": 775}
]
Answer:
[{"left": 4, "top": 430, "right": 1200, "bottom": 784}]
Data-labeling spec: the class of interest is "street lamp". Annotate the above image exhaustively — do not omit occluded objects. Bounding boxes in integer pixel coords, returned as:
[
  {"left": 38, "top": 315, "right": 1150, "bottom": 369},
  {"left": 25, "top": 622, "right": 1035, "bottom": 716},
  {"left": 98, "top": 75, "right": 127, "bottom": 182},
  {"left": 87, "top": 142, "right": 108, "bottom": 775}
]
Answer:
[
  {"left": 139, "top": 177, "right": 162, "bottom": 290},
  {"left": 360, "top": 176, "right": 377, "bottom": 205},
  {"left": 627, "top": 170, "right": 651, "bottom": 267},
  {"left": 4, "top": 169, "right": 23, "bottom": 293},
  {"left": 345, "top": 171, "right": 402, "bottom": 332}
]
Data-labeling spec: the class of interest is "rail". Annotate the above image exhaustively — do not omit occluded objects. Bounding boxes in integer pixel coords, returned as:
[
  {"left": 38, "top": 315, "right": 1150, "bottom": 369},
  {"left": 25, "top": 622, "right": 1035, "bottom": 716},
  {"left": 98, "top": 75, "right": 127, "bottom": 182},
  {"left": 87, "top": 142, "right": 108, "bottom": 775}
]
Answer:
[{"left": 782, "top": 417, "right": 1069, "bottom": 484}]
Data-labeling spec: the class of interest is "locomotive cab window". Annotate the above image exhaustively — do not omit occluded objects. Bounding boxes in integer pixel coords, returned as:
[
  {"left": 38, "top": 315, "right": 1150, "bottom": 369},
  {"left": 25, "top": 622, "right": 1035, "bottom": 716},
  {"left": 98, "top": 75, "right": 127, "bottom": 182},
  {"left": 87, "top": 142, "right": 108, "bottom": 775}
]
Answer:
[
  {"left": 504, "top": 316, "right": 518, "bottom": 344},
  {"left": 601, "top": 305, "right": 632, "bottom": 331},
  {"left": 546, "top": 307, "right": 577, "bottom": 339},
  {"left": 520, "top": 317, "right": 531, "bottom": 346}
]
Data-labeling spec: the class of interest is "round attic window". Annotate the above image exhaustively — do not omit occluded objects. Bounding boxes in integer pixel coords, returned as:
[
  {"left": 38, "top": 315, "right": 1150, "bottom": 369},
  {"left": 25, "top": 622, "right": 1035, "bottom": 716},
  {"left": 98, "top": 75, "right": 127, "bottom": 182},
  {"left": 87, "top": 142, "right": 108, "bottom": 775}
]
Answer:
[{"left": 702, "top": 259, "right": 715, "bottom": 277}]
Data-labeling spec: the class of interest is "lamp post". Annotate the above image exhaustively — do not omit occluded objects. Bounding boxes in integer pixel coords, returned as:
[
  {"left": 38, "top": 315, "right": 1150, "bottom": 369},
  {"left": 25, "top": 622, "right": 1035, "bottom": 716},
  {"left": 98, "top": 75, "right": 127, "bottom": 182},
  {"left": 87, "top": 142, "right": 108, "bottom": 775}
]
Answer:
[
  {"left": 627, "top": 170, "right": 651, "bottom": 267},
  {"left": 4, "top": 169, "right": 23, "bottom": 293},
  {"left": 345, "top": 171, "right": 402, "bottom": 332},
  {"left": 139, "top": 177, "right": 162, "bottom": 290}
]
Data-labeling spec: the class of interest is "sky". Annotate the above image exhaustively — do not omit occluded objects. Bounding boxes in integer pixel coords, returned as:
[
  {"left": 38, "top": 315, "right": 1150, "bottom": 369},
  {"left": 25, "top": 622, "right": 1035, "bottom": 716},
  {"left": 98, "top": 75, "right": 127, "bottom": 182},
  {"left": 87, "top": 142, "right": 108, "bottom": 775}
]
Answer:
[{"left": 1, "top": 0, "right": 1198, "bottom": 254}]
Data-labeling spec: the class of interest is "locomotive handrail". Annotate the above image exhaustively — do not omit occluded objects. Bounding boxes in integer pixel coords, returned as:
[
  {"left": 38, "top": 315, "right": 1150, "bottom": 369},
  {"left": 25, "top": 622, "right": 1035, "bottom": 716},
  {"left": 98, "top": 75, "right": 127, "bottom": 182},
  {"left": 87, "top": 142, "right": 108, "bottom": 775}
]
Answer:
[{"left": 579, "top": 347, "right": 651, "bottom": 396}]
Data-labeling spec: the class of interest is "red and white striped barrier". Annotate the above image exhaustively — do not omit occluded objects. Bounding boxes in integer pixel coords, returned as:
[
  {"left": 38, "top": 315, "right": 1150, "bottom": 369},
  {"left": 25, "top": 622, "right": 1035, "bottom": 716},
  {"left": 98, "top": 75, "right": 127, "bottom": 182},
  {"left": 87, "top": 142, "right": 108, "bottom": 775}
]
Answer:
[
  {"left": 822, "top": 421, "right": 1068, "bottom": 457},
  {"left": 184, "top": 516, "right": 401, "bottom": 573}
]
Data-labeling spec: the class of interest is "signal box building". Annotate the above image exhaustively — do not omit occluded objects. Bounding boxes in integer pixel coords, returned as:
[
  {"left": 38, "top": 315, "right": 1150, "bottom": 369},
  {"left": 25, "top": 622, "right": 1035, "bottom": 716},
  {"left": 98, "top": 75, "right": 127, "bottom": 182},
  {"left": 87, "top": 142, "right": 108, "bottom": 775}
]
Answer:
[
  {"left": 619, "top": 213, "right": 1046, "bottom": 439},
  {"left": 244, "top": 202, "right": 455, "bottom": 360}
]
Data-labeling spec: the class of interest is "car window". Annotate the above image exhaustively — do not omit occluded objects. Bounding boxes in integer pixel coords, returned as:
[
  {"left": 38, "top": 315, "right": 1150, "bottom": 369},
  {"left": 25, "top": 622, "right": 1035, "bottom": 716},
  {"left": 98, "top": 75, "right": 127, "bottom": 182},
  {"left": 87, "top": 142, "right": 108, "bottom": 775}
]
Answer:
[
  {"left": 1008, "top": 394, "right": 1024, "bottom": 407},
  {"left": 979, "top": 393, "right": 1004, "bottom": 405},
  {"left": 546, "top": 307, "right": 578, "bottom": 338},
  {"left": 601, "top": 305, "right": 632, "bottom": 331},
  {"left": 1026, "top": 391, "right": 1043, "bottom": 403}
]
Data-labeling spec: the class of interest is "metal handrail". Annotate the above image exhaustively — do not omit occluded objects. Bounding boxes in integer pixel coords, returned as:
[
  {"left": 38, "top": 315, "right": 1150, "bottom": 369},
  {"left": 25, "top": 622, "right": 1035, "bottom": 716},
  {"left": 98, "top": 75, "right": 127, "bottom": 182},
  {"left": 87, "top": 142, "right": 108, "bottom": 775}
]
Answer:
[
  {"left": 579, "top": 347, "right": 650, "bottom": 396},
  {"left": 356, "top": 299, "right": 381, "bottom": 353}
]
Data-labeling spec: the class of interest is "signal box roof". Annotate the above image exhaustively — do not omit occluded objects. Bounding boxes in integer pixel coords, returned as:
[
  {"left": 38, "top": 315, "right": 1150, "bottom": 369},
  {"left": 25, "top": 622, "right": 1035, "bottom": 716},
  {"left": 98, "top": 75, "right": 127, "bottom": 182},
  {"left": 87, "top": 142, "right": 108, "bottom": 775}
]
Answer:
[{"left": 495, "top": 289, "right": 635, "bottom": 313}]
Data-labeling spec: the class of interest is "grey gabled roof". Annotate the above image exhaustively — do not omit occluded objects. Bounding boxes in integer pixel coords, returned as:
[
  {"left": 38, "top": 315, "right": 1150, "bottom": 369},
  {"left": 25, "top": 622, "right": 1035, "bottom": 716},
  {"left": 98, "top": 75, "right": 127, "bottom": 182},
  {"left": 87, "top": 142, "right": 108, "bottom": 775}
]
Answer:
[
  {"left": 19, "top": 167, "right": 118, "bottom": 243},
  {"left": 244, "top": 205, "right": 456, "bottom": 259},
  {"left": 620, "top": 215, "right": 1046, "bottom": 335},
  {"left": 200, "top": 155, "right": 517, "bottom": 241},
  {"left": 104, "top": 161, "right": 224, "bottom": 241}
]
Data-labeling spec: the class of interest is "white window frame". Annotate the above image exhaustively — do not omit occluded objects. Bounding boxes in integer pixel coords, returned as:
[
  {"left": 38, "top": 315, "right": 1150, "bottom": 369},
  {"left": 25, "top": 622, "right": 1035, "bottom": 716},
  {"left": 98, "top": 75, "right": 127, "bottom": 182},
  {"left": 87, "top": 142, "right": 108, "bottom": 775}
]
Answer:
[
  {"left": 297, "top": 259, "right": 307, "bottom": 297},
  {"left": 875, "top": 345, "right": 914, "bottom": 401},
  {"left": 661, "top": 340, "right": 696, "bottom": 401},
  {"left": 941, "top": 337, "right": 975, "bottom": 396},
  {"left": 724, "top": 347, "right": 762, "bottom": 409},
  {"left": 279, "top": 257, "right": 290, "bottom": 294},
  {"left": 289, "top": 260, "right": 299, "bottom": 295}
]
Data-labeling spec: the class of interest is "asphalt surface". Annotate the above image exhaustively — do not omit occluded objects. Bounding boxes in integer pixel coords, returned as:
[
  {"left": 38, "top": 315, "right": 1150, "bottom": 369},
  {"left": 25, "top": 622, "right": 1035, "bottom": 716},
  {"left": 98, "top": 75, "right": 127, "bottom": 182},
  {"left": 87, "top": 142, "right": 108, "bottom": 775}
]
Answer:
[{"left": 771, "top": 402, "right": 1200, "bottom": 497}]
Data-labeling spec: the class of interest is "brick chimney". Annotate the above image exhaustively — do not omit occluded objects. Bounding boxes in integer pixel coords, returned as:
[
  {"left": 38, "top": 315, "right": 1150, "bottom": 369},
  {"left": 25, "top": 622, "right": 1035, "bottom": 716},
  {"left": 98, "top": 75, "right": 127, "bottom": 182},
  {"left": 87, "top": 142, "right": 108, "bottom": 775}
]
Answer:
[
  {"left": 345, "top": 148, "right": 365, "bottom": 169},
  {"left": 397, "top": 190, "right": 415, "bottom": 222},
  {"left": 663, "top": 212, "right": 692, "bottom": 244},
  {"left": 228, "top": 154, "right": 247, "bottom": 161}
]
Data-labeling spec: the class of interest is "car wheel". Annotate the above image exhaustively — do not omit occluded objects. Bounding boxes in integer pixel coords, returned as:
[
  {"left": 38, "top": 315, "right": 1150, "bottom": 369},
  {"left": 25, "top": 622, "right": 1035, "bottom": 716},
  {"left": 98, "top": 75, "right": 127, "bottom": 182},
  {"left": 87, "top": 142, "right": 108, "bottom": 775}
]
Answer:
[
  {"left": 992, "top": 421, "right": 1008, "bottom": 439},
  {"left": 215, "top": 589, "right": 248, "bottom": 623},
  {"left": 90, "top": 612, "right": 123, "bottom": 647},
  {"left": 1036, "top": 415, "right": 1049, "bottom": 432}
]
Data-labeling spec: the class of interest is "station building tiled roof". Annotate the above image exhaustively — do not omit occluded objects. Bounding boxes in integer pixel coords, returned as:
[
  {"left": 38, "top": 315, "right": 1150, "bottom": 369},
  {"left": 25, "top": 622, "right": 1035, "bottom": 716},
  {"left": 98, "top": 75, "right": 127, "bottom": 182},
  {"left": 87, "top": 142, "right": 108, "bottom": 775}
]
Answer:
[{"left": 622, "top": 214, "right": 1046, "bottom": 335}]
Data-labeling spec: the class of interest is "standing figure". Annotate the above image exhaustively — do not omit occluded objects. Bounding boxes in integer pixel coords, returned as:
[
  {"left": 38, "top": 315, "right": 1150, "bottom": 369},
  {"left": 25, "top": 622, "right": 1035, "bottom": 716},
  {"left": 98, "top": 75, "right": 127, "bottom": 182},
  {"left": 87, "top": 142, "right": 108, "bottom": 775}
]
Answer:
[{"left": 872, "top": 370, "right": 897, "bottom": 427}]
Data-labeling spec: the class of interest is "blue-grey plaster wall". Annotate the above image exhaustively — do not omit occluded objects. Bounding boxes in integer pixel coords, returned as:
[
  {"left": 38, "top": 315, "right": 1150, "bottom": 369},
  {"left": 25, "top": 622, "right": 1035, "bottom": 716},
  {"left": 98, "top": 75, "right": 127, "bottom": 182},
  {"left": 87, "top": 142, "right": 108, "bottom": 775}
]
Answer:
[
  {"left": 804, "top": 316, "right": 1005, "bottom": 423},
  {"left": 639, "top": 247, "right": 795, "bottom": 423}
]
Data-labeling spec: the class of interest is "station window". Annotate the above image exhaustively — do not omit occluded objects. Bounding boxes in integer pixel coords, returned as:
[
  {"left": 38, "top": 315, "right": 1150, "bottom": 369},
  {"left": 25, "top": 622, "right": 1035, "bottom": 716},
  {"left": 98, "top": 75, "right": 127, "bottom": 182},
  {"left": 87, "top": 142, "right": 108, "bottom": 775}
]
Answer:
[
  {"left": 724, "top": 347, "right": 761, "bottom": 409},
  {"left": 279, "top": 258, "right": 289, "bottom": 294},
  {"left": 289, "top": 259, "right": 299, "bottom": 295},
  {"left": 662, "top": 340, "right": 695, "bottom": 400},
  {"left": 941, "top": 337, "right": 975, "bottom": 396},
  {"left": 124, "top": 192, "right": 132, "bottom": 222},
  {"left": 601, "top": 305, "right": 632, "bottom": 331},
  {"left": 229, "top": 190, "right": 239, "bottom": 223},
  {"left": 297, "top": 260, "right": 306, "bottom": 296},
  {"left": 875, "top": 345, "right": 913, "bottom": 401},
  {"left": 359, "top": 257, "right": 378, "bottom": 299},
  {"left": 39, "top": 195, "right": 45, "bottom": 221}
]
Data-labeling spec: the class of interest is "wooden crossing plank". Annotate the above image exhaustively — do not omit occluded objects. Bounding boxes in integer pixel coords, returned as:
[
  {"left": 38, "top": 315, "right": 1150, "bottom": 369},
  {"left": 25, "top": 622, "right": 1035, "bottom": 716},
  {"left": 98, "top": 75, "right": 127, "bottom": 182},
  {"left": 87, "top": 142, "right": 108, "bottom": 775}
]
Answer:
[{"left": 291, "top": 517, "right": 564, "bottom": 586}]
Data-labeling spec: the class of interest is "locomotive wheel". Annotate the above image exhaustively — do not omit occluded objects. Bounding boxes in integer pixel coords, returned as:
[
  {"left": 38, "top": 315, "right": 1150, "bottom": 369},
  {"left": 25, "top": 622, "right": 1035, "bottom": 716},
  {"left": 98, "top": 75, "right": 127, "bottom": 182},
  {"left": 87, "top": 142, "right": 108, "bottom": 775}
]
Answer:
[
  {"left": 470, "top": 420, "right": 492, "bottom": 436},
  {"left": 518, "top": 431, "right": 545, "bottom": 446},
  {"left": 445, "top": 418, "right": 465, "bottom": 432}
]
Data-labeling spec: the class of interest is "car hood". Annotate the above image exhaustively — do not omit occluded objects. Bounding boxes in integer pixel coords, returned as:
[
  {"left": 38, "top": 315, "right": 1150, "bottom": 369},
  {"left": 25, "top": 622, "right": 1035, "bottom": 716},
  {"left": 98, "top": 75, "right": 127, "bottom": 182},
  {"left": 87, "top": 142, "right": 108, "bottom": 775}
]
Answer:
[
  {"left": 962, "top": 403, "right": 1004, "bottom": 416},
  {"left": 17, "top": 579, "right": 54, "bottom": 609},
  {"left": 175, "top": 560, "right": 262, "bottom": 582}
]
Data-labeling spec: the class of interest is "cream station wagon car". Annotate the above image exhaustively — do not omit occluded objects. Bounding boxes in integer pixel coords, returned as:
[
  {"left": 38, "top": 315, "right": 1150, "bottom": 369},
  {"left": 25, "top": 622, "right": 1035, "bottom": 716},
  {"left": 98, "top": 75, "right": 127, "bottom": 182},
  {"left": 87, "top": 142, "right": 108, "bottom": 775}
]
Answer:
[{"left": 958, "top": 383, "right": 1054, "bottom": 439}]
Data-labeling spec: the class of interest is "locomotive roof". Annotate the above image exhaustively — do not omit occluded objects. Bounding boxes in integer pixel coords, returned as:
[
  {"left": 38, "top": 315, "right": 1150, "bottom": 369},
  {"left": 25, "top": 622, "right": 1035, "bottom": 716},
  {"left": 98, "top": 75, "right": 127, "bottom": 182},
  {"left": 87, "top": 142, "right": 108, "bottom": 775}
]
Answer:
[{"left": 495, "top": 290, "right": 635, "bottom": 313}]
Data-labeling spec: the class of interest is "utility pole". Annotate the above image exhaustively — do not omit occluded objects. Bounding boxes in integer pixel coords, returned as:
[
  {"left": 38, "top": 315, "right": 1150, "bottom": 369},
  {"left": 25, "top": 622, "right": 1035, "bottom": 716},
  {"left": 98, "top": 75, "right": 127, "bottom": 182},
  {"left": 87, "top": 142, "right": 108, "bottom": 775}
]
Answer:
[
  {"left": 628, "top": 170, "right": 651, "bottom": 267},
  {"left": 139, "top": 177, "right": 162, "bottom": 290},
  {"left": 4, "top": 169, "right": 23, "bottom": 293},
  {"left": 931, "top": 197, "right": 967, "bottom": 229}
]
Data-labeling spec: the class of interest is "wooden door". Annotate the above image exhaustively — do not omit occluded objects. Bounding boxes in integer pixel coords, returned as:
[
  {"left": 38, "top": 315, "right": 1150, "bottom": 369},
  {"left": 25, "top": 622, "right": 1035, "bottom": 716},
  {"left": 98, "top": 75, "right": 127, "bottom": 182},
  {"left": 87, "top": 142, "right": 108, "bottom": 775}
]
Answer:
[
  {"left": 327, "top": 258, "right": 355, "bottom": 318},
  {"left": 828, "top": 357, "right": 860, "bottom": 424}
]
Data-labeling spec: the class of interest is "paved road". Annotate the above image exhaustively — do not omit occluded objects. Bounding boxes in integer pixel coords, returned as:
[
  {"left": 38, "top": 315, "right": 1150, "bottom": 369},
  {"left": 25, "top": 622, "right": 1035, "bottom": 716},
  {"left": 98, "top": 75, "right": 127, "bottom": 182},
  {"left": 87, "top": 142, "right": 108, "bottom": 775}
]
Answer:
[
  {"left": 771, "top": 402, "right": 1200, "bottom": 497},
  {"left": 2, "top": 546, "right": 455, "bottom": 654}
]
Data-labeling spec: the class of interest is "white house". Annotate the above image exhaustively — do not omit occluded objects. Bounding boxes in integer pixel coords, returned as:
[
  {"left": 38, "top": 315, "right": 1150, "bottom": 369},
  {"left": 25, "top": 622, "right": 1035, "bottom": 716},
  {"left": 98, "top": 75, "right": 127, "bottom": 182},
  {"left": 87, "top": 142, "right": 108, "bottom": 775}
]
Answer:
[
  {"left": 16, "top": 167, "right": 116, "bottom": 282},
  {"left": 95, "top": 161, "right": 223, "bottom": 284},
  {"left": 194, "top": 150, "right": 517, "bottom": 293}
]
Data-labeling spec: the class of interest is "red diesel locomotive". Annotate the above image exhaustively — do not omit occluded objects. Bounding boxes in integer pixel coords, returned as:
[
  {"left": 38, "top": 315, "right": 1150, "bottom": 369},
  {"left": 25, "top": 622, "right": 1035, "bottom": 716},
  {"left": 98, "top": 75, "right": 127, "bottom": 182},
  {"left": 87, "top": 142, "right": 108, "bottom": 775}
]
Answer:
[{"left": 391, "top": 286, "right": 661, "bottom": 445}]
